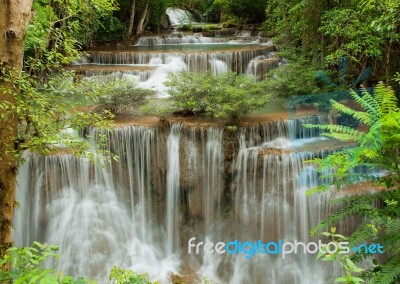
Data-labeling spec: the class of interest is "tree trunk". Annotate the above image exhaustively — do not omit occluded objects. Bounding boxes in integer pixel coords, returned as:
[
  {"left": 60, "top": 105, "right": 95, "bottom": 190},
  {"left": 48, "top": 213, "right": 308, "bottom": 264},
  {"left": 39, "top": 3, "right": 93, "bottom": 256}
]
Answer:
[
  {"left": 0, "top": 0, "right": 33, "bottom": 257},
  {"left": 135, "top": 0, "right": 149, "bottom": 36},
  {"left": 127, "top": 0, "right": 136, "bottom": 39}
]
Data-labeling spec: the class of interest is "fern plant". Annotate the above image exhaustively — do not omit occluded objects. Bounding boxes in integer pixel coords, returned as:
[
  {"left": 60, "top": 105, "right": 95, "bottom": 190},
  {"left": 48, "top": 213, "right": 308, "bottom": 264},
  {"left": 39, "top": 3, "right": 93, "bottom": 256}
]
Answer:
[{"left": 306, "top": 83, "right": 400, "bottom": 284}]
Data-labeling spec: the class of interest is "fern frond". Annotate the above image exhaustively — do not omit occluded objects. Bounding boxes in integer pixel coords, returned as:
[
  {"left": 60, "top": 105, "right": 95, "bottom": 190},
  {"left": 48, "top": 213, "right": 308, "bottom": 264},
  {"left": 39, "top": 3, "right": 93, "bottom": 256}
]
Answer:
[
  {"left": 329, "top": 99, "right": 371, "bottom": 126},
  {"left": 330, "top": 99, "right": 358, "bottom": 116},
  {"left": 305, "top": 123, "right": 364, "bottom": 141},
  {"left": 349, "top": 222, "right": 377, "bottom": 248},
  {"left": 352, "top": 111, "right": 372, "bottom": 126},
  {"left": 370, "top": 255, "right": 400, "bottom": 284},
  {"left": 351, "top": 89, "right": 379, "bottom": 122},
  {"left": 310, "top": 201, "right": 375, "bottom": 235},
  {"left": 374, "top": 82, "right": 399, "bottom": 116},
  {"left": 360, "top": 121, "right": 382, "bottom": 150},
  {"left": 322, "top": 132, "right": 361, "bottom": 141}
]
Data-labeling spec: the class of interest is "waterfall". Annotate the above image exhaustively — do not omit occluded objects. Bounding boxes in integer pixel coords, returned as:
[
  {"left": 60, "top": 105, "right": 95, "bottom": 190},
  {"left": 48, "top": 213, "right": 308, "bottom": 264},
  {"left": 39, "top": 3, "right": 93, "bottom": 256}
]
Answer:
[
  {"left": 139, "top": 57, "right": 187, "bottom": 97},
  {"left": 237, "top": 115, "right": 327, "bottom": 149},
  {"left": 139, "top": 56, "right": 188, "bottom": 97},
  {"left": 14, "top": 116, "right": 347, "bottom": 283},
  {"left": 196, "top": 116, "right": 336, "bottom": 283},
  {"left": 72, "top": 31, "right": 277, "bottom": 98},
  {"left": 149, "top": 57, "right": 163, "bottom": 65},
  {"left": 136, "top": 34, "right": 214, "bottom": 45},
  {"left": 86, "top": 70, "right": 153, "bottom": 82},
  {"left": 246, "top": 56, "right": 263, "bottom": 76},
  {"left": 209, "top": 59, "right": 228, "bottom": 75},
  {"left": 14, "top": 155, "right": 132, "bottom": 280},
  {"left": 87, "top": 46, "right": 274, "bottom": 74},
  {"left": 165, "top": 8, "right": 198, "bottom": 26},
  {"left": 246, "top": 54, "right": 281, "bottom": 79},
  {"left": 203, "top": 129, "right": 224, "bottom": 228},
  {"left": 223, "top": 147, "right": 335, "bottom": 283},
  {"left": 13, "top": 126, "right": 180, "bottom": 283},
  {"left": 166, "top": 124, "right": 181, "bottom": 256}
]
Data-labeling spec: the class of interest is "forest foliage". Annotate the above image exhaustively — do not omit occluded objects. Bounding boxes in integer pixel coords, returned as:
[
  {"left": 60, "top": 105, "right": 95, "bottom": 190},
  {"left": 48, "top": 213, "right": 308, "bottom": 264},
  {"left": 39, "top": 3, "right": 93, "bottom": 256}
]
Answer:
[
  {"left": 263, "top": 0, "right": 400, "bottom": 94},
  {"left": 166, "top": 71, "right": 271, "bottom": 122},
  {"left": 306, "top": 83, "right": 400, "bottom": 283}
]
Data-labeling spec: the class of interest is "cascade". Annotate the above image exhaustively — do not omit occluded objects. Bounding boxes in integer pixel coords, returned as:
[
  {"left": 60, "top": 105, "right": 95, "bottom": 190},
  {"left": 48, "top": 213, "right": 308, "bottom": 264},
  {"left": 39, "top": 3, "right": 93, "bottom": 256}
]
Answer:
[
  {"left": 86, "top": 47, "right": 274, "bottom": 73},
  {"left": 139, "top": 56, "right": 188, "bottom": 97},
  {"left": 12, "top": 19, "right": 358, "bottom": 283},
  {"left": 246, "top": 54, "right": 280, "bottom": 79},
  {"left": 166, "top": 124, "right": 182, "bottom": 256},
  {"left": 136, "top": 33, "right": 214, "bottom": 45},
  {"left": 165, "top": 8, "right": 199, "bottom": 26},
  {"left": 135, "top": 33, "right": 262, "bottom": 46},
  {"left": 209, "top": 59, "right": 228, "bottom": 74},
  {"left": 13, "top": 115, "right": 351, "bottom": 283},
  {"left": 72, "top": 30, "right": 276, "bottom": 97}
]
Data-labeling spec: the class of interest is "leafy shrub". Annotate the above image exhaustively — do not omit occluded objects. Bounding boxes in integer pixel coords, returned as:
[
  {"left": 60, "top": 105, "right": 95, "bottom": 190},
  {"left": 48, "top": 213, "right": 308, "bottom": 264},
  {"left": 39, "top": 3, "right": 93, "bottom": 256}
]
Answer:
[
  {"left": 109, "top": 267, "right": 158, "bottom": 284},
  {"left": 165, "top": 71, "right": 271, "bottom": 123},
  {"left": 94, "top": 15, "right": 126, "bottom": 42},
  {"left": 263, "top": 57, "right": 330, "bottom": 98},
  {"left": 0, "top": 242, "right": 93, "bottom": 283},
  {"left": 141, "top": 104, "right": 171, "bottom": 123},
  {"left": 177, "top": 23, "right": 193, "bottom": 31},
  {"left": 206, "top": 72, "right": 271, "bottom": 122},
  {"left": 165, "top": 71, "right": 214, "bottom": 114},
  {"left": 0, "top": 69, "right": 115, "bottom": 159},
  {"left": 317, "top": 228, "right": 365, "bottom": 284},
  {"left": 0, "top": 243, "right": 158, "bottom": 284},
  {"left": 94, "top": 80, "right": 154, "bottom": 115}
]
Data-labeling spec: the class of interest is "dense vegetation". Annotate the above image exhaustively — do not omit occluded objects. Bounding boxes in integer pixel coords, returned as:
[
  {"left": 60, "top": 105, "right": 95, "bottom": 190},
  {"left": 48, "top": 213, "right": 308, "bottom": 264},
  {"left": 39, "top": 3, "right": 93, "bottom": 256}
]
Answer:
[
  {"left": 0, "top": 242, "right": 156, "bottom": 284},
  {"left": 263, "top": 0, "right": 400, "bottom": 95},
  {"left": 306, "top": 82, "right": 400, "bottom": 283},
  {"left": 165, "top": 71, "right": 271, "bottom": 122},
  {"left": 111, "top": 0, "right": 266, "bottom": 40}
]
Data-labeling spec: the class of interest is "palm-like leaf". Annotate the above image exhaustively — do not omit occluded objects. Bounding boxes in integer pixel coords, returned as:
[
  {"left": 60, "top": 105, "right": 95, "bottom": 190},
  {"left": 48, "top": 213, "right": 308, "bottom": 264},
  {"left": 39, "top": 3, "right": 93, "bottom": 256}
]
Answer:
[{"left": 307, "top": 83, "right": 400, "bottom": 283}]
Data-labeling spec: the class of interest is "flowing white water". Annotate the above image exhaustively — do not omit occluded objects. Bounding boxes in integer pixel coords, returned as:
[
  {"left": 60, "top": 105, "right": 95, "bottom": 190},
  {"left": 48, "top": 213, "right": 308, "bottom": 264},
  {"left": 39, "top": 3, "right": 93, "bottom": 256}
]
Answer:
[
  {"left": 73, "top": 31, "right": 276, "bottom": 98},
  {"left": 14, "top": 116, "right": 347, "bottom": 283},
  {"left": 209, "top": 59, "right": 228, "bottom": 75},
  {"left": 166, "top": 124, "right": 182, "bottom": 256},
  {"left": 13, "top": 126, "right": 181, "bottom": 283},
  {"left": 139, "top": 56, "right": 188, "bottom": 97},
  {"left": 14, "top": 155, "right": 133, "bottom": 280},
  {"left": 246, "top": 55, "right": 265, "bottom": 76},
  {"left": 136, "top": 33, "right": 213, "bottom": 45},
  {"left": 203, "top": 129, "right": 224, "bottom": 228},
  {"left": 165, "top": 8, "right": 198, "bottom": 26},
  {"left": 195, "top": 115, "right": 338, "bottom": 283},
  {"left": 87, "top": 47, "right": 274, "bottom": 73}
]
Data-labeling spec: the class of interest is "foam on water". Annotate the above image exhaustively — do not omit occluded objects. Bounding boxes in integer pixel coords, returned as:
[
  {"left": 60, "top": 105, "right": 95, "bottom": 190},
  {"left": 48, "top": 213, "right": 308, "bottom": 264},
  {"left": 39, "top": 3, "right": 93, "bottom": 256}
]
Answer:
[{"left": 139, "top": 56, "right": 187, "bottom": 97}]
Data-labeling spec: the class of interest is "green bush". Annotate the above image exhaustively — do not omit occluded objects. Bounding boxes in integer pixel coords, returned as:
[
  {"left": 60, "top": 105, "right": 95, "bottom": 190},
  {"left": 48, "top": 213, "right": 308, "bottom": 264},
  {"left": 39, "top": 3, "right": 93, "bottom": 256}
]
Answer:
[
  {"left": 109, "top": 267, "right": 158, "bottom": 284},
  {"left": 141, "top": 104, "right": 172, "bottom": 123},
  {"left": 263, "top": 57, "right": 329, "bottom": 98},
  {"left": 0, "top": 242, "right": 93, "bottom": 283},
  {"left": 0, "top": 242, "right": 158, "bottom": 284},
  {"left": 177, "top": 23, "right": 193, "bottom": 31},
  {"left": 94, "top": 15, "right": 126, "bottom": 42},
  {"left": 165, "top": 71, "right": 214, "bottom": 114},
  {"left": 206, "top": 72, "right": 270, "bottom": 122},
  {"left": 94, "top": 80, "right": 154, "bottom": 115},
  {"left": 166, "top": 71, "right": 271, "bottom": 123}
]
